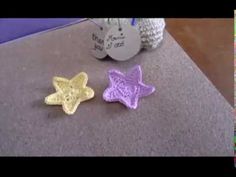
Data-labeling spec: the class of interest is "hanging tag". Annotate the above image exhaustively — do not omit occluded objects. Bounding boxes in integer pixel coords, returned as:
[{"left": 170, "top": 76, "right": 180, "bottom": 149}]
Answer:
[
  {"left": 90, "top": 23, "right": 108, "bottom": 59},
  {"left": 104, "top": 24, "right": 141, "bottom": 61}
]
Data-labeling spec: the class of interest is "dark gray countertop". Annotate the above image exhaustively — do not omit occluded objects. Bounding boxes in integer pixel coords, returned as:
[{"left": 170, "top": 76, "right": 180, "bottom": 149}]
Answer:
[{"left": 0, "top": 21, "right": 233, "bottom": 156}]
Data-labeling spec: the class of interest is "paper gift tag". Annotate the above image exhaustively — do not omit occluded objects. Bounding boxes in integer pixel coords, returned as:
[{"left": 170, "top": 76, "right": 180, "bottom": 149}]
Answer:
[
  {"left": 90, "top": 23, "right": 108, "bottom": 59},
  {"left": 104, "top": 24, "right": 141, "bottom": 61}
]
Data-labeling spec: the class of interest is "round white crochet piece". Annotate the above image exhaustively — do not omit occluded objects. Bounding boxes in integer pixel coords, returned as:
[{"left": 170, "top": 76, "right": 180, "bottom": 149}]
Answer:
[{"left": 137, "top": 18, "right": 165, "bottom": 50}]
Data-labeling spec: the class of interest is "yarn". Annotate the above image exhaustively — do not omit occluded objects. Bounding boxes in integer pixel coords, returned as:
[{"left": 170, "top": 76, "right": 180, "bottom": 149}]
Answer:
[{"left": 137, "top": 18, "right": 165, "bottom": 49}]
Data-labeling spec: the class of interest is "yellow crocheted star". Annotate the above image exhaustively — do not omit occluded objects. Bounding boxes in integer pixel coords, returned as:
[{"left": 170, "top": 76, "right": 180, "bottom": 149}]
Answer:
[{"left": 45, "top": 72, "right": 95, "bottom": 115}]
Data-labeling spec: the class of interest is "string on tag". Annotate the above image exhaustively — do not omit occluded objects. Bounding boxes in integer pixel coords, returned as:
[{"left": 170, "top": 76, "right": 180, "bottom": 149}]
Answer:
[
  {"left": 131, "top": 18, "right": 136, "bottom": 26},
  {"left": 117, "top": 18, "right": 122, "bottom": 31},
  {"left": 88, "top": 18, "right": 103, "bottom": 31}
]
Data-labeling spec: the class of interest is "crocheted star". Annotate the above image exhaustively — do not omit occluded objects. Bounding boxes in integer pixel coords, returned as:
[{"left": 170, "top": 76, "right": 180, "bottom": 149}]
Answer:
[
  {"left": 103, "top": 65, "right": 155, "bottom": 109},
  {"left": 45, "top": 72, "right": 95, "bottom": 115}
]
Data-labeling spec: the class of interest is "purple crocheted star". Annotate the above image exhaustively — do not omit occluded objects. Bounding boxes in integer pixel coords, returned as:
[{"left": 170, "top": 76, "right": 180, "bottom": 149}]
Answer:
[{"left": 103, "top": 65, "right": 155, "bottom": 109}]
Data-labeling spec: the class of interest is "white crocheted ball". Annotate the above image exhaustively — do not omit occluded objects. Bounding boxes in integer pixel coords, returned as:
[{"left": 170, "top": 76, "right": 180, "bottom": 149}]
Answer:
[{"left": 137, "top": 18, "right": 165, "bottom": 49}]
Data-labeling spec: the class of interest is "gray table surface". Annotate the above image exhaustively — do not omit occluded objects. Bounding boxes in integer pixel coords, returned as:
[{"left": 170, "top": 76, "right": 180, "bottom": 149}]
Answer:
[{"left": 0, "top": 21, "right": 233, "bottom": 156}]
